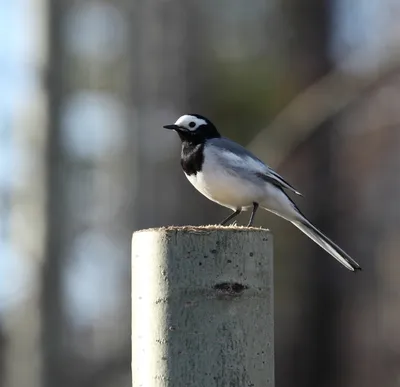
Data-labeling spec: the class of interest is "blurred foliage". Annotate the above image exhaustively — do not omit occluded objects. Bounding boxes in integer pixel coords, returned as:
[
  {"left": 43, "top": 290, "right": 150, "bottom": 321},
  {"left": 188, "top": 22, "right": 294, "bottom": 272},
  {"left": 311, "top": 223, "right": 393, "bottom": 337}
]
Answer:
[{"left": 206, "top": 59, "right": 298, "bottom": 143}]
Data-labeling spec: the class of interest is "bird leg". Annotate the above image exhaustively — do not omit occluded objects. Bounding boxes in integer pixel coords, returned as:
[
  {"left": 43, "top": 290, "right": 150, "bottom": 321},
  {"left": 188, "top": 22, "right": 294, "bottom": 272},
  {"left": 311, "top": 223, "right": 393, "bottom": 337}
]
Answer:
[
  {"left": 220, "top": 209, "right": 241, "bottom": 225},
  {"left": 247, "top": 202, "right": 259, "bottom": 227}
]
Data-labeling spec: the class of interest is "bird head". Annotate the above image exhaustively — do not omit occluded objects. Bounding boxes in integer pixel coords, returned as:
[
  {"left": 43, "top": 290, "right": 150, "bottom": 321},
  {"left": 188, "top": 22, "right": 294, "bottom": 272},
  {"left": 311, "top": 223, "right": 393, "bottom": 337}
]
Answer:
[{"left": 163, "top": 114, "right": 221, "bottom": 142}]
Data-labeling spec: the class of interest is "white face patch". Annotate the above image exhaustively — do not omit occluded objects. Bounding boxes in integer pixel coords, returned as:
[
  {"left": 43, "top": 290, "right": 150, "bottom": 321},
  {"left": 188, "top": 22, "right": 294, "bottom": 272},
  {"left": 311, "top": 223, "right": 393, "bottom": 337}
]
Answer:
[{"left": 175, "top": 115, "right": 207, "bottom": 131}]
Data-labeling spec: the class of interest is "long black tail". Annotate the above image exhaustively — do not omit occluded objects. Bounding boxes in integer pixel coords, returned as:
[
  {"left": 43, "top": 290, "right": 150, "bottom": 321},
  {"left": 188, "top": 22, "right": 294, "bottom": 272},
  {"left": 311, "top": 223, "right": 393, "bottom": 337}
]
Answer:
[{"left": 292, "top": 219, "right": 361, "bottom": 271}]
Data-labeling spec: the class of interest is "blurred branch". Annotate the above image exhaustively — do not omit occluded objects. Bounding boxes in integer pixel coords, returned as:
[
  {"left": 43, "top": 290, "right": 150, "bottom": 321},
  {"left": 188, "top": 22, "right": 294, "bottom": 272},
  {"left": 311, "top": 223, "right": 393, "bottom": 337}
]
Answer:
[{"left": 248, "top": 52, "right": 400, "bottom": 166}]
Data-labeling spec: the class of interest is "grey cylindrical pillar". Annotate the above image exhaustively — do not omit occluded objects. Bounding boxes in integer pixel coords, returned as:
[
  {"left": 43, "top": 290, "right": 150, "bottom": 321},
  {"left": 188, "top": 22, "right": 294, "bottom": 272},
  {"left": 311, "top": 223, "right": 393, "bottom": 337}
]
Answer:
[{"left": 132, "top": 226, "right": 274, "bottom": 387}]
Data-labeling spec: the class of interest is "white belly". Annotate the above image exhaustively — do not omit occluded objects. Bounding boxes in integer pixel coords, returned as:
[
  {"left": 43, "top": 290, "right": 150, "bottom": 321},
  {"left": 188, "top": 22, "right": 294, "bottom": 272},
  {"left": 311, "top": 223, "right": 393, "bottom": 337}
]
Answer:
[{"left": 185, "top": 157, "right": 266, "bottom": 210}]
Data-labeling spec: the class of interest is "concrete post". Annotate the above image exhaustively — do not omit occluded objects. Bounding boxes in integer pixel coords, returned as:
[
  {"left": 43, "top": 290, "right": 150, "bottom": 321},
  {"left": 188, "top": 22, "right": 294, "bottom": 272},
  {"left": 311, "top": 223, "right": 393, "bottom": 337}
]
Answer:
[{"left": 132, "top": 226, "right": 274, "bottom": 387}]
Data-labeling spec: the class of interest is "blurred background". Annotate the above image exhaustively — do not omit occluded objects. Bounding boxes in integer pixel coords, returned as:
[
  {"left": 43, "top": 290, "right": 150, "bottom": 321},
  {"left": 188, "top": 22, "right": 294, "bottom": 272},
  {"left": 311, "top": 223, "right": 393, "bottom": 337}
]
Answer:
[{"left": 1, "top": 0, "right": 400, "bottom": 386}]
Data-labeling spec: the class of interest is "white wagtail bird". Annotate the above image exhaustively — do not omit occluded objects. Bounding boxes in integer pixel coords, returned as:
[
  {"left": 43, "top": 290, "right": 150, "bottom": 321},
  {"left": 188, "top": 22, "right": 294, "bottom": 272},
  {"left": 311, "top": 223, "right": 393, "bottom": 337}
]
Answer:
[{"left": 164, "top": 114, "right": 361, "bottom": 271}]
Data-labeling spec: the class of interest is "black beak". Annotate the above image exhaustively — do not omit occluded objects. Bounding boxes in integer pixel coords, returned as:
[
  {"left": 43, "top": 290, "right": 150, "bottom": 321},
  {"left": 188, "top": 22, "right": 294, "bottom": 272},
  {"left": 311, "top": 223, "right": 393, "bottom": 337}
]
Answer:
[{"left": 163, "top": 124, "right": 180, "bottom": 130}]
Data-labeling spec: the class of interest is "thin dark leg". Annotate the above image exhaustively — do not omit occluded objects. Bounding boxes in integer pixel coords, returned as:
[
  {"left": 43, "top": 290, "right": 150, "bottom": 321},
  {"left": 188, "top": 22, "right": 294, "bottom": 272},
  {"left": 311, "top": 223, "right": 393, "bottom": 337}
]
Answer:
[
  {"left": 247, "top": 202, "right": 259, "bottom": 227},
  {"left": 220, "top": 209, "right": 241, "bottom": 225}
]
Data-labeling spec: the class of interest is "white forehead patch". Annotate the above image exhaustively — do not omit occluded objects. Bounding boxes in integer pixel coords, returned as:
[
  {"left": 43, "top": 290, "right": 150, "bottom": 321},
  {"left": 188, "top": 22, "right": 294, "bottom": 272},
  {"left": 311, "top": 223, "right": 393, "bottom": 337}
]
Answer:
[{"left": 175, "top": 115, "right": 207, "bottom": 131}]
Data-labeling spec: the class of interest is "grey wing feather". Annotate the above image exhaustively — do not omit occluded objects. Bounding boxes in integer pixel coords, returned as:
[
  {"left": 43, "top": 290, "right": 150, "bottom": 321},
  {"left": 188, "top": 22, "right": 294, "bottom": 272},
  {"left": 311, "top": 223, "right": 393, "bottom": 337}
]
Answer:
[
  {"left": 262, "top": 168, "right": 303, "bottom": 197},
  {"left": 208, "top": 137, "right": 265, "bottom": 162},
  {"left": 208, "top": 137, "right": 303, "bottom": 197}
]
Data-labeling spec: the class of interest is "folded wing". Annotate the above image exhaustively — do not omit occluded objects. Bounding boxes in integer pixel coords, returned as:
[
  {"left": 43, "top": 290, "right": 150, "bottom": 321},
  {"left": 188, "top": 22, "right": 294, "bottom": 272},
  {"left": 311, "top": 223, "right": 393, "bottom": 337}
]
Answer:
[{"left": 208, "top": 137, "right": 303, "bottom": 197}]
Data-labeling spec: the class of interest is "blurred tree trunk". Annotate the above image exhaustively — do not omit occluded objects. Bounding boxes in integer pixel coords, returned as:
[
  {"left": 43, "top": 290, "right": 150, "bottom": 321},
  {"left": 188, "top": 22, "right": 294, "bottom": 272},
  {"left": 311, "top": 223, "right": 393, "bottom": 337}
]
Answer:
[
  {"left": 279, "top": 1, "right": 346, "bottom": 387},
  {"left": 42, "top": 0, "right": 137, "bottom": 385},
  {"left": 132, "top": 0, "right": 214, "bottom": 229},
  {"left": 41, "top": 0, "right": 67, "bottom": 386},
  {"left": 335, "top": 71, "right": 400, "bottom": 387}
]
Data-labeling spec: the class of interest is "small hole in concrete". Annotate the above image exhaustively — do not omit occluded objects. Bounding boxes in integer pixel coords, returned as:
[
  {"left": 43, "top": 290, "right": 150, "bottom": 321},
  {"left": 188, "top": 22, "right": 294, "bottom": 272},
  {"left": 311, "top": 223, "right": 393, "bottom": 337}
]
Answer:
[{"left": 213, "top": 282, "right": 249, "bottom": 294}]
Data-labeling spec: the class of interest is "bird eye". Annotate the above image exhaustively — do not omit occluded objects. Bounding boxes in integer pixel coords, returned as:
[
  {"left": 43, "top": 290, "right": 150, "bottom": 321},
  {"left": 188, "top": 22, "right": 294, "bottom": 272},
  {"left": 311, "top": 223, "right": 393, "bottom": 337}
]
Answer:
[{"left": 188, "top": 121, "right": 196, "bottom": 128}]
